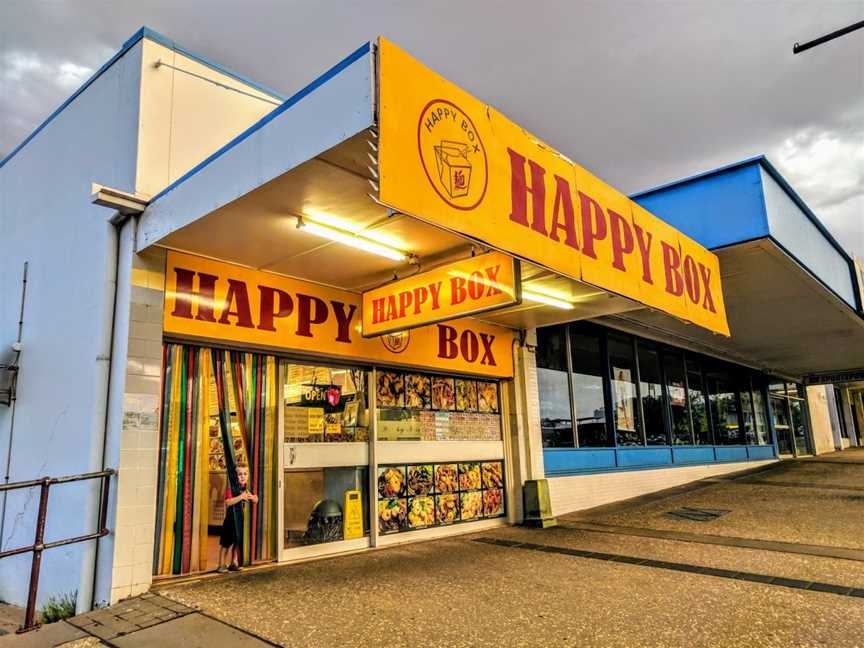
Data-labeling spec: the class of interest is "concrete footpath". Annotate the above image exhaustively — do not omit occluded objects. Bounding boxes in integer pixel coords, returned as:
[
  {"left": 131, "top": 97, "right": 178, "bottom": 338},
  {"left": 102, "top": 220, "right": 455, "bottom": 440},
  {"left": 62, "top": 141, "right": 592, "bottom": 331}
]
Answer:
[{"left": 1, "top": 449, "right": 862, "bottom": 647}]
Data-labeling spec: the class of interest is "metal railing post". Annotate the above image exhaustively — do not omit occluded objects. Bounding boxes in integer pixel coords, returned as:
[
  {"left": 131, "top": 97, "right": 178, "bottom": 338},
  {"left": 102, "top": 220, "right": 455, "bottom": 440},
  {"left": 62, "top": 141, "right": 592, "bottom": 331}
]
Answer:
[{"left": 19, "top": 478, "right": 50, "bottom": 633}]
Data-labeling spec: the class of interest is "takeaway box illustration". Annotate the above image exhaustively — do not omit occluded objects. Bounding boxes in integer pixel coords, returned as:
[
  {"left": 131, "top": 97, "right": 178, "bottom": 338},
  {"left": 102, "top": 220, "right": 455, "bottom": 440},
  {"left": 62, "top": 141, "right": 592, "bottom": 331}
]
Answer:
[{"left": 434, "top": 140, "right": 472, "bottom": 198}]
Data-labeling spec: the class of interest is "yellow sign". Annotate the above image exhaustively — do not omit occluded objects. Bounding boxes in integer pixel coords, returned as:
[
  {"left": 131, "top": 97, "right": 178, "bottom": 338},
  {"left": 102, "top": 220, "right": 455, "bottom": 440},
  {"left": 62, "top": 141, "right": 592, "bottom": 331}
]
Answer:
[
  {"left": 362, "top": 252, "right": 519, "bottom": 337},
  {"left": 343, "top": 489, "right": 364, "bottom": 540},
  {"left": 377, "top": 37, "right": 729, "bottom": 336},
  {"left": 163, "top": 251, "right": 514, "bottom": 378}
]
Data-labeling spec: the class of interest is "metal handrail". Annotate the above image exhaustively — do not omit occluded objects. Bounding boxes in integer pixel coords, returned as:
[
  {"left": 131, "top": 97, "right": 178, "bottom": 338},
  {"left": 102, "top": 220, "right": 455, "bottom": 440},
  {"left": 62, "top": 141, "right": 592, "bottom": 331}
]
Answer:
[{"left": 0, "top": 469, "right": 115, "bottom": 633}]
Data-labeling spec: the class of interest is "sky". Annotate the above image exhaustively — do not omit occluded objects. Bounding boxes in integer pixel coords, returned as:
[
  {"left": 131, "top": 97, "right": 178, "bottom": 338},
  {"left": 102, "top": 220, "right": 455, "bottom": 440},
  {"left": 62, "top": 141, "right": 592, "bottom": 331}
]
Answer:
[{"left": 1, "top": 0, "right": 862, "bottom": 258}]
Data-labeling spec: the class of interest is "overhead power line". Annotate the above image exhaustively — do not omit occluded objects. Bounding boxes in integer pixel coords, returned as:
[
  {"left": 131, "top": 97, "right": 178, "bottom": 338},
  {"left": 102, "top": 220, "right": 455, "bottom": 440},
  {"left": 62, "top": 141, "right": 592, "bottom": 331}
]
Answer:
[{"left": 793, "top": 19, "right": 864, "bottom": 54}]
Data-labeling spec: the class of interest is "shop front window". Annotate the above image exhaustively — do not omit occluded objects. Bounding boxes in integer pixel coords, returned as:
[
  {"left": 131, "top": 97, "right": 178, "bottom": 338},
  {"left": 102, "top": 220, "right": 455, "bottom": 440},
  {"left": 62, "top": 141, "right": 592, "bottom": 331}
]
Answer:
[
  {"left": 790, "top": 385, "right": 810, "bottom": 454},
  {"left": 739, "top": 373, "right": 757, "bottom": 445},
  {"left": 375, "top": 370, "right": 501, "bottom": 441},
  {"left": 664, "top": 350, "right": 692, "bottom": 445},
  {"left": 638, "top": 343, "right": 668, "bottom": 445},
  {"left": 752, "top": 387, "right": 771, "bottom": 445},
  {"left": 536, "top": 326, "right": 574, "bottom": 448},
  {"left": 570, "top": 327, "right": 612, "bottom": 447},
  {"left": 686, "top": 357, "right": 712, "bottom": 445},
  {"left": 707, "top": 366, "right": 741, "bottom": 445},
  {"left": 608, "top": 335, "right": 641, "bottom": 446},
  {"left": 283, "top": 365, "right": 369, "bottom": 443}
]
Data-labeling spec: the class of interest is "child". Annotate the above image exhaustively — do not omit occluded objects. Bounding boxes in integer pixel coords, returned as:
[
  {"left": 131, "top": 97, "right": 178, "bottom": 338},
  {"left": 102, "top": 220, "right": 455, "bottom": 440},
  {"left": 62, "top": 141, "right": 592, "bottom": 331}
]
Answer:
[{"left": 217, "top": 464, "right": 258, "bottom": 573}]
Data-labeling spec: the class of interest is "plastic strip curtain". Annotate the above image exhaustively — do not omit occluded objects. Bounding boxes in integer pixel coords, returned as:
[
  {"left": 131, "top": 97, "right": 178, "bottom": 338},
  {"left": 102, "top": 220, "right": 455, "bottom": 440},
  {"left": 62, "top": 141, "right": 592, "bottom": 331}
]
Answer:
[
  {"left": 152, "top": 344, "right": 211, "bottom": 575},
  {"left": 214, "top": 349, "right": 278, "bottom": 565},
  {"left": 152, "top": 344, "right": 278, "bottom": 576}
]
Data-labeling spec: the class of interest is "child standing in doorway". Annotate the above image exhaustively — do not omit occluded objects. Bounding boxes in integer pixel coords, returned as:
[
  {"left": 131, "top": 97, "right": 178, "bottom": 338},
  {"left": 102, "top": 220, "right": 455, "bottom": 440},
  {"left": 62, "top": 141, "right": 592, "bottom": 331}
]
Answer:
[{"left": 217, "top": 464, "right": 258, "bottom": 573}]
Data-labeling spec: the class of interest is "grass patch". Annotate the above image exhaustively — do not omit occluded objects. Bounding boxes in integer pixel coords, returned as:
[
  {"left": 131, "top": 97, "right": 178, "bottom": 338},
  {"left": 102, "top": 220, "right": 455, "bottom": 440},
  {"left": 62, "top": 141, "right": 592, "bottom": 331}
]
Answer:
[{"left": 39, "top": 590, "right": 77, "bottom": 624}]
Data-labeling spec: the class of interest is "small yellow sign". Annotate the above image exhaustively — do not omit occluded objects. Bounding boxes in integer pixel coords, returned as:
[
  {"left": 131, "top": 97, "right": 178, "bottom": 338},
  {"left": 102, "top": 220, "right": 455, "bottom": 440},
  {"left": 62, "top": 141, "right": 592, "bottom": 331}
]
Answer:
[
  {"left": 377, "top": 37, "right": 729, "bottom": 336},
  {"left": 362, "top": 252, "right": 519, "bottom": 337},
  {"left": 343, "top": 489, "right": 364, "bottom": 540}
]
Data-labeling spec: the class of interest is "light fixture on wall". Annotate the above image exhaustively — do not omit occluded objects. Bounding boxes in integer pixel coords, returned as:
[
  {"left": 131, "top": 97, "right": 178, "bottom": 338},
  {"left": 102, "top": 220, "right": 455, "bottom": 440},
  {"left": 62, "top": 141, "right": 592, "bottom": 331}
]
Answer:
[{"left": 294, "top": 217, "right": 408, "bottom": 262}]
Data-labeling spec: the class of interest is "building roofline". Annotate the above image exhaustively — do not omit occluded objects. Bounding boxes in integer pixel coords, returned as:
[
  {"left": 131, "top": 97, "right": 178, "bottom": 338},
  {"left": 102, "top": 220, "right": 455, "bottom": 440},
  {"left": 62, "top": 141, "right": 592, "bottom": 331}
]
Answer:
[
  {"left": 0, "top": 26, "right": 286, "bottom": 170},
  {"left": 148, "top": 41, "right": 372, "bottom": 205},
  {"left": 629, "top": 155, "right": 855, "bottom": 267}
]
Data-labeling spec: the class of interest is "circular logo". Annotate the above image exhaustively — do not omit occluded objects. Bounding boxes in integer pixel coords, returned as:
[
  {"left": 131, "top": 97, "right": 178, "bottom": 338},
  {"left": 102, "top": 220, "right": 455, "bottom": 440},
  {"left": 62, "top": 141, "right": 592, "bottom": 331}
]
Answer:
[
  {"left": 381, "top": 330, "right": 410, "bottom": 354},
  {"left": 417, "top": 99, "right": 488, "bottom": 211}
]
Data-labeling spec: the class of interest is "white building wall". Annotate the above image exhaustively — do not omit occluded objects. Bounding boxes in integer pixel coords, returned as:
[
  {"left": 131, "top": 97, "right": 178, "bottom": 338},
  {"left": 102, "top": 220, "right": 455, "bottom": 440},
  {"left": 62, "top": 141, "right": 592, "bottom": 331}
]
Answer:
[
  {"left": 548, "top": 460, "right": 776, "bottom": 516},
  {"left": 0, "top": 42, "right": 143, "bottom": 609}
]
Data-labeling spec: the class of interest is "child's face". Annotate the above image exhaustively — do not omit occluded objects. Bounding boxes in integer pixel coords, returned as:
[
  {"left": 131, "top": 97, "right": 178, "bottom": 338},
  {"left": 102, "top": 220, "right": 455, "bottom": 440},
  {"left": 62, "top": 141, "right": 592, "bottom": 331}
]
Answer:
[{"left": 236, "top": 467, "right": 248, "bottom": 487}]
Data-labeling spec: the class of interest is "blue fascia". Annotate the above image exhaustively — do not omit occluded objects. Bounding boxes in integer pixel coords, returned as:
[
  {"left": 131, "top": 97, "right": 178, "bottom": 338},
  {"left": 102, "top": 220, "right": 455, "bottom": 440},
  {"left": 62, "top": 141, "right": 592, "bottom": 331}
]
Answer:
[{"left": 0, "top": 26, "right": 287, "bottom": 170}]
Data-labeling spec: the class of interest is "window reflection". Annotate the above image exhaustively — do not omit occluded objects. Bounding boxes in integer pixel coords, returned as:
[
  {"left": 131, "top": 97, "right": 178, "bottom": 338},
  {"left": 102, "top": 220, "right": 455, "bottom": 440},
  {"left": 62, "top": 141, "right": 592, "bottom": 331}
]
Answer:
[
  {"left": 707, "top": 367, "right": 741, "bottom": 445},
  {"left": 570, "top": 328, "right": 612, "bottom": 447},
  {"left": 686, "top": 357, "right": 712, "bottom": 445},
  {"left": 536, "top": 327, "right": 574, "bottom": 448},
  {"left": 608, "top": 336, "right": 640, "bottom": 446},
  {"left": 638, "top": 344, "right": 667, "bottom": 445},
  {"left": 664, "top": 351, "right": 692, "bottom": 445}
]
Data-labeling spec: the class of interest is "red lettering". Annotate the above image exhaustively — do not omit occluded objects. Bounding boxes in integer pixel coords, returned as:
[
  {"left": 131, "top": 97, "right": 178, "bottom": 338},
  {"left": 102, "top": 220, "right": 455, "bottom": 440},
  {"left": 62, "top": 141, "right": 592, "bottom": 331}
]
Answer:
[
  {"left": 661, "top": 242, "right": 684, "bottom": 296},
  {"left": 385, "top": 295, "right": 397, "bottom": 321},
  {"left": 451, "top": 276, "right": 467, "bottom": 305},
  {"left": 257, "top": 286, "right": 293, "bottom": 331},
  {"left": 484, "top": 265, "right": 502, "bottom": 296},
  {"left": 507, "top": 148, "right": 547, "bottom": 236},
  {"left": 296, "top": 294, "right": 328, "bottom": 337},
  {"left": 429, "top": 282, "right": 442, "bottom": 309},
  {"left": 633, "top": 223, "right": 654, "bottom": 284},
  {"left": 699, "top": 263, "right": 717, "bottom": 313},
  {"left": 398, "top": 290, "right": 413, "bottom": 318},
  {"left": 479, "top": 333, "right": 497, "bottom": 366},
  {"left": 468, "top": 271, "right": 485, "bottom": 300},
  {"left": 171, "top": 268, "right": 217, "bottom": 322},
  {"left": 548, "top": 175, "right": 579, "bottom": 250},
  {"left": 609, "top": 209, "right": 634, "bottom": 272},
  {"left": 413, "top": 286, "right": 429, "bottom": 314},
  {"left": 683, "top": 255, "right": 700, "bottom": 305},
  {"left": 578, "top": 192, "right": 607, "bottom": 260},
  {"left": 371, "top": 297, "right": 386, "bottom": 324},
  {"left": 330, "top": 301, "right": 357, "bottom": 343},
  {"left": 460, "top": 330, "right": 479, "bottom": 362},
  {"left": 217, "top": 279, "right": 254, "bottom": 328},
  {"left": 437, "top": 324, "right": 459, "bottom": 359}
]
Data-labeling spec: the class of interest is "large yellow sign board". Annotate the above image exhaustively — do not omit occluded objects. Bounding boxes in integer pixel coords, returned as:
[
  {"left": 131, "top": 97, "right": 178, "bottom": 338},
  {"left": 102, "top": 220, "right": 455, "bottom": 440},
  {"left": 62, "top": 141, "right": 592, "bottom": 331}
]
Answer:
[
  {"left": 377, "top": 38, "right": 729, "bottom": 336},
  {"left": 362, "top": 252, "right": 519, "bottom": 337},
  {"left": 163, "top": 251, "right": 514, "bottom": 378}
]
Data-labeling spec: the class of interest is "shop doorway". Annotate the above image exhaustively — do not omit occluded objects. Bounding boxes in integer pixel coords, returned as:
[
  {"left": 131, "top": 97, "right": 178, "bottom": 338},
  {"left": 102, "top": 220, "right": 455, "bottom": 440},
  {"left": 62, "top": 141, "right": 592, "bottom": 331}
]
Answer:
[
  {"left": 770, "top": 381, "right": 811, "bottom": 456},
  {"left": 280, "top": 363, "right": 371, "bottom": 560},
  {"left": 153, "top": 345, "right": 280, "bottom": 577}
]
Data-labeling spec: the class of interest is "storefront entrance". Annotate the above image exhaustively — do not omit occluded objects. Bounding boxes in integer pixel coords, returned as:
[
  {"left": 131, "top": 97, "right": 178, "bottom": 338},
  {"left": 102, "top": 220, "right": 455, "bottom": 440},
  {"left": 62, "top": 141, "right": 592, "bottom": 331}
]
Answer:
[{"left": 770, "top": 382, "right": 811, "bottom": 456}]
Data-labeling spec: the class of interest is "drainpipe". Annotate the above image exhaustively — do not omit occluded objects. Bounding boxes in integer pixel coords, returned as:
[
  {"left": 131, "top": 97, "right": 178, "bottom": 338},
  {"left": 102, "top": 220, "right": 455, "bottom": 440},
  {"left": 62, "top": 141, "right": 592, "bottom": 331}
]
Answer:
[{"left": 81, "top": 186, "right": 148, "bottom": 610}]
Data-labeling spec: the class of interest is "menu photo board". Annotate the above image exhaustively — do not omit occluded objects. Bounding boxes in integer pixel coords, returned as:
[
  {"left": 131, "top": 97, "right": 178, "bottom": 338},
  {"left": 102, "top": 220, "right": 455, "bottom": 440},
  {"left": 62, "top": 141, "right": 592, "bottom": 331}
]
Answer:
[{"left": 377, "top": 460, "right": 505, "bottom": 535}]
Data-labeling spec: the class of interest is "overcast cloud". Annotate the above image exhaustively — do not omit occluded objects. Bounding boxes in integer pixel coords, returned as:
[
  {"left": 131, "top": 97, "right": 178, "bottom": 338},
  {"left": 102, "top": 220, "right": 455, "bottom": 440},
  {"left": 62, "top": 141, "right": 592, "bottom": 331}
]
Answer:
[{"left": 1, "top": 0, "right": 862, "bottom": 257}]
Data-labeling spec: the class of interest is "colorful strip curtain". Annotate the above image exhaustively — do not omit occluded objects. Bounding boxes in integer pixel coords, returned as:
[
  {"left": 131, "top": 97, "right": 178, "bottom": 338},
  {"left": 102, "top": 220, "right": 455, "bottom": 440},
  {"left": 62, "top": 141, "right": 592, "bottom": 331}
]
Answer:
[{"left": 153, "top": 344, "right": 279, "bottom": 576}]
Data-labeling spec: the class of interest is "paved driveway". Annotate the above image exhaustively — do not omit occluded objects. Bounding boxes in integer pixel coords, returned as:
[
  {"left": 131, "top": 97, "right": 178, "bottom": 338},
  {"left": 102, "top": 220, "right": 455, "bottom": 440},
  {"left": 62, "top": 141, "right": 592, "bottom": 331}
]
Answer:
[{"left": 4, "top": 450, "right": 863, "bottom": 647}]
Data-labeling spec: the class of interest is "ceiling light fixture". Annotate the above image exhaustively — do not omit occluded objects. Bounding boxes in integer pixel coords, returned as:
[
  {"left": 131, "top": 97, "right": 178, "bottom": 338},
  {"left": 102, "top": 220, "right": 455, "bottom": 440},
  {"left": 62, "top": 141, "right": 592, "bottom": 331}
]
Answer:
[
  {"left": 522, "top": 289, "right": 575, "bottom": 310},
  {"left": 296, "top": 219, "right": 407, "bottom": 262}
]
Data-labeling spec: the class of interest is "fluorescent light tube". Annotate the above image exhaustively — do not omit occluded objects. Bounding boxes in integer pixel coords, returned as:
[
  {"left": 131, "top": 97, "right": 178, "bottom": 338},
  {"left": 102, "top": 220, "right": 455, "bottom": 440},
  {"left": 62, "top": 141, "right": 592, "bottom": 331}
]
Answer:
[
  {"left": 522, "top": 290, "right": 575, "bottom": 310},
  {"left": 299, "top": 220, "right": 407, "bottom": 261}
]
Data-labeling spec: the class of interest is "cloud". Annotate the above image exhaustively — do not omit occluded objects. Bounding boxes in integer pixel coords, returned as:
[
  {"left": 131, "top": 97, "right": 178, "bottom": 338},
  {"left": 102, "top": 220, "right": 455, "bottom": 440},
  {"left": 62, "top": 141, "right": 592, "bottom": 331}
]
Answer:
[{"left": 771, "top": 113, "right": 864, "bottom": 257}]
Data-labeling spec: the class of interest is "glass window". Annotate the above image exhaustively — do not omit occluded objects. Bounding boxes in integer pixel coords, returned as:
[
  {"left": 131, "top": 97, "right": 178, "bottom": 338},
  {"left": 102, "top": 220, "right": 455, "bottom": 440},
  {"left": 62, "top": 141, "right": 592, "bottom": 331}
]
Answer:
[
  {"left": 284, "top": 467, "right": 369, "bottom": 548},
  {"left": 790, "top": 385, "right": 810, "bottom": 454},
  {"left": 686, "top": 356, "right": 712, "bottom": 445},
  {"left": 739, "top": 373, "right": 757, "bottom": 445},
  {"left": 835, "top": 387, "right": 849, "bottom": 439},
  {"left": 608, "top": 335, "right": 641, "bottom": 446},
  {"left": 663, "top": 350, "right": 691, "bottom": 445},
  {"left": 706, "top": 365, "right": 741, "bottom": 445},
  {"left": 752, "top": 385, "right": 771, "bottom": 445},
  {"left": 638, "top": 343, "right": 668, "bottom": 445},
  {"left": 570, "top": 327, "right": 612, "bottom": 447},
  {"left": 536, "top": 326, "right": 574, "bottom": 448},
  {"left": 284, "top": 365, "right": 369, "bottom": 443},
  {"left": 771, "top": 395, "right": 793, "bottom": 454}
]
